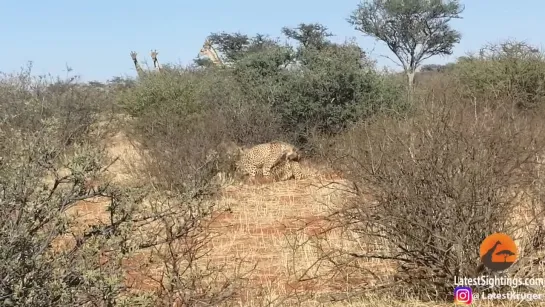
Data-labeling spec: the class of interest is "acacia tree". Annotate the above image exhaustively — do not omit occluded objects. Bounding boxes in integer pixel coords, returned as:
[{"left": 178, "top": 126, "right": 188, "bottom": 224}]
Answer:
[
  {"left": 206, "top": 32, "right": 250, "bottom": 62},
  {"left": 348, "top": 0, "right": 464, "bottom": 94},
  {"left": 281, "top": 23, "right": 333, "bottom": 50}
]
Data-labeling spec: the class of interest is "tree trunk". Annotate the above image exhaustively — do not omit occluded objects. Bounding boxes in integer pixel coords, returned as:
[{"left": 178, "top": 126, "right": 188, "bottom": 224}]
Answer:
[{"left": 406, "top": 70, "right": 415, "bottom": 103}]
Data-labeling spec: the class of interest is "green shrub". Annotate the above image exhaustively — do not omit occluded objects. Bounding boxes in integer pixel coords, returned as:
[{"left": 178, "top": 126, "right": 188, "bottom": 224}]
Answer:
[
  {"left": 452, "top": 40, "right": 545, "bottom": 109},
  {"left": 274, "top": 43, "right": 405, "bottom": 141},
  {"left": 119, "top": 66, "right": 284, "bottom": 192}
]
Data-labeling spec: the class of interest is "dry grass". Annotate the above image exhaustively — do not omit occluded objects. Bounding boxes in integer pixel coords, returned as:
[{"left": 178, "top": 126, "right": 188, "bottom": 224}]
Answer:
[
  {"left": 56, "top": 127, "right": 389, "bottom": 304},
  {"left": 56, "top": 123, "right": 545, "bottom": 306}
]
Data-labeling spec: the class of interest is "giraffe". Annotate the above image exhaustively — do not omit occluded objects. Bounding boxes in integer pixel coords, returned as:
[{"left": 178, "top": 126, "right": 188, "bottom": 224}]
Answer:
[
  {"left": 198, "top": 39, "right": 224, "bottom": 66},
  {"left": 482, "top": 240, "right": 502, "bottom": 265},
  {"left": 130, "top": 51, "right": 146, "bottom": 78},
  {"left": 150, "top": 49, "right": 162, "bottom": 72},
  {"left": 130, "top": 50, "right": 162, "bottom": 77}
]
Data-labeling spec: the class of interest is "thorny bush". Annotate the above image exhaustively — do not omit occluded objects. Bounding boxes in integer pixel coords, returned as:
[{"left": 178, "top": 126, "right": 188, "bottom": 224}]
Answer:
[
  {"left": 0, "top": 67, "right": 249, "bottom": 306},
  {"left": 325, "top": 83, "right": 545, "bottom": 301}
]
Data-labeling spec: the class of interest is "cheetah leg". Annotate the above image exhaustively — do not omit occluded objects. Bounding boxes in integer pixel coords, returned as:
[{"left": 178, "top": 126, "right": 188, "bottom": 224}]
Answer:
[
  {"left": 283, "top": 161, "right": 295, "bottom": 181},
  {"left": 247, "top": 166, "right": 258, "bottom": 183},
  {"left": 279, "top": 168, "right": 292, "bottom": 181},
  {"left": 271, "top": 161, "right": 290, "bottom": 181},
  {"left": 263, "top": 152, "right": 289, "bottom": 177},
  {"left": 291, "top": 161, "right": 303, "bottom": 179},
  {"left": 238, "top": 164, "right": 258, "bottom": 184},
  {"left": 263, "top": 159, "right": 282, "bottom": 177}
]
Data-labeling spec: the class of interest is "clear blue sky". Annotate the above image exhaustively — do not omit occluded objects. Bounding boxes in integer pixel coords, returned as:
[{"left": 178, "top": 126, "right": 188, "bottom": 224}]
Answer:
[{"left": 1, "top": 0, "right": 543, "bottom": 82}]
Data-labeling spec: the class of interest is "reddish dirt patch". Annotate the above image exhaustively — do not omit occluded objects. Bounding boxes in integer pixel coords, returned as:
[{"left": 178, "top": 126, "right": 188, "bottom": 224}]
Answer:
[
  {"left": 301, "top": 216, "right": 333, "bottom": 236},
  {"left": 210, "top": 210, "right": 236, "bottom": 225},
  {"left": 285, "top": 279, "right": 320, "bottom": 292},
  {"left": 122, "top": 252, "right": 163, "bottom": 292},
  {"left": 65, "top": 197, "right": 111, "bottom": 228}
]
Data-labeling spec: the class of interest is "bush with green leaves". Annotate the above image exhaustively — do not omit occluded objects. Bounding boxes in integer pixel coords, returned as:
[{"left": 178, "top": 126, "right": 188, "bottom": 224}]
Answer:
[
  {"left": 273, "top": 42, "right": 405, "bottom": 140},
  {"left": 452, "top": 40, "right": 545, "bottom": 109},
  {"left": 118, "top": 67, "right": 210, "bottom": 118},
  {"left": 118, "top": 65, "right": 285, "bottom": 193},
  {"left": 231, "top": 42, "right": 293, "bottom": 106},
  {"left": 200, "top": 25, "right": 406, "bottom": 145}
]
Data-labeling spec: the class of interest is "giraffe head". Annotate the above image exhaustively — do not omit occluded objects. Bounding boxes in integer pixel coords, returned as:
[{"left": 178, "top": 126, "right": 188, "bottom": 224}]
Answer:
[
  {"left": 198, "top": 39, "right": 223, "bottom": 66},
  {"left": 199, "top": 39, "right": 212, "bottom": 57},
  {"left": 130, "top": 51, "right": 138, "bottom": 61},
  {"left": 150, "top": 49, "right": 158, "bottom": 61},
  {"left": 150, "top": 49, "right": 160, "bottom": 69}
]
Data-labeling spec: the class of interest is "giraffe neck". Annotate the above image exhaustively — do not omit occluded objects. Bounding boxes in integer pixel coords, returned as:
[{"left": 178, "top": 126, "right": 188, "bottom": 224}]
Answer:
[
  {"left": 206, "top": 45, "right": 223, "bottom": 66},
  {"left": 133, "top": 59, "right": 145, "bottom": 77},
  {"left": 153, "top": 59, "right": 162, "bottom": 71}
]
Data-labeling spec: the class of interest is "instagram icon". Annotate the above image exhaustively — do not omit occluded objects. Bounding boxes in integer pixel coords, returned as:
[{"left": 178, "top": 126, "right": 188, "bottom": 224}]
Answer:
[{"left": 454, "top": 286, "right": 473, "bottom": 305}]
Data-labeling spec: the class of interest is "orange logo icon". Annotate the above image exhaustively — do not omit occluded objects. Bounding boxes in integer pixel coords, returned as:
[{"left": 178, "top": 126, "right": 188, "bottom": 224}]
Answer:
[{"left": 479, "top": 232, "right": 518, "bottom": 271}]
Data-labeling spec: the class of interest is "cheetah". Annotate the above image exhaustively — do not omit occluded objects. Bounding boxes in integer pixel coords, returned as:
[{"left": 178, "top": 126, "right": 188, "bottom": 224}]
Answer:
[
  {"left": 236, "top": 141, "right": 301, "bottom": 179},
  {"left": 270, "top": 158, "right": 304, "bottom": 181}
]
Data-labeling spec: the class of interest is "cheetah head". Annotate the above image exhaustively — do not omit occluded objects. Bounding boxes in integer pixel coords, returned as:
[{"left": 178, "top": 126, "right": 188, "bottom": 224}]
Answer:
[
  {"left": 284, "top": 148, "right": 301, "bottom": 161},
  {"left": 217, "top": 141, "right": 244, "bottom": 158}
]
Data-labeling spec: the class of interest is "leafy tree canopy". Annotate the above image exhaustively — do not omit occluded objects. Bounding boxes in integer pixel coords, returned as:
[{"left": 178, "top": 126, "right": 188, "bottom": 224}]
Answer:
[{"left": 348, "top": 0, "right": 464, "bottom": 85}]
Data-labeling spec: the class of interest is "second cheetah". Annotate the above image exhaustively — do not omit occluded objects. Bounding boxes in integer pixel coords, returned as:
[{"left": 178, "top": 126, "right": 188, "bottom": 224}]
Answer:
[
  {"left": 236, "top": 141, "right": 300, "bottom": 179},
  {"left": 270, "top": 158, "right": 304, "bottom": 181}
]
